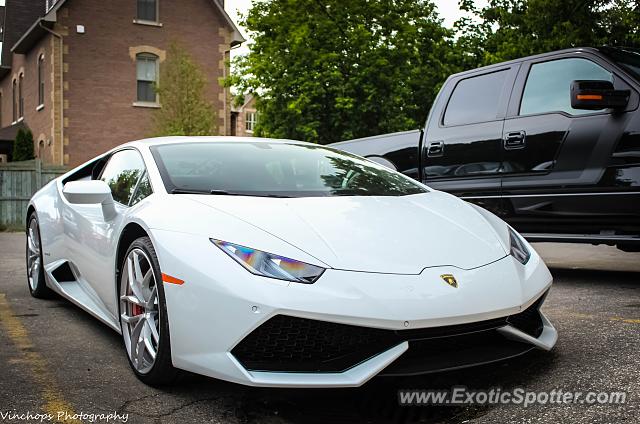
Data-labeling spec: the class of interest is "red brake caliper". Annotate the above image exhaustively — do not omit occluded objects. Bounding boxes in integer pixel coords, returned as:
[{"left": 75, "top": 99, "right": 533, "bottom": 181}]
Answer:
[{"left": 132, "top": 292, "right": 143, "bottom": 316}]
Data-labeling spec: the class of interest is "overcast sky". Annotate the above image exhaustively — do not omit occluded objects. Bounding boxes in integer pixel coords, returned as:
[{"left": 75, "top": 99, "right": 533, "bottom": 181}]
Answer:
[{"left": 225, "top": 0, "right": 487, "bottom": 59}]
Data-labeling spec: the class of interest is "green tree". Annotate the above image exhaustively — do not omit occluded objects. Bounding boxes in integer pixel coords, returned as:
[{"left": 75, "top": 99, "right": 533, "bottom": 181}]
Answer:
[
  {"left": 12, "top": 128, "right": 34, "bottom": 162},
  {"left": 227, "top": 0, "right": 457, "bottom": 144},
  {"left": 152, "top": 43, "right": 216, "bottom": 136},
  {"left": 457, "top": 0, "right": 640, "bottom": 67}
]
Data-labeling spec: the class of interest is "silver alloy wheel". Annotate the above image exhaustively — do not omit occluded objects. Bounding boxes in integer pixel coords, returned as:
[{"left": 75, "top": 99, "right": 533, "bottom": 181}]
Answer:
[
  {"left": 120, "top": 248, "right": 160, "bottom": 374},
  {"left": 27, "top": 219, "right": 41, "bottom": 291}
]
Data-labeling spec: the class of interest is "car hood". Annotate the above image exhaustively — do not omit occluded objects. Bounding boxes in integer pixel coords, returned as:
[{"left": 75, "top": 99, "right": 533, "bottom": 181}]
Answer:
[{"left": 184, "top": 191, "right": 507, "bottom": 274}]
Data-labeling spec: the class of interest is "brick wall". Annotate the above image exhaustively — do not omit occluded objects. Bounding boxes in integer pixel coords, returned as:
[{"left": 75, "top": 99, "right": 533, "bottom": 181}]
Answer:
[
  {"left": 0, "top": 34, "right": 57, "bottom": 163},
  {"left": 60, "top": 0, "right": 232, "bottom": 166},
  {"left": 0, "top": 0, "right": 234, "bottom": 167}
]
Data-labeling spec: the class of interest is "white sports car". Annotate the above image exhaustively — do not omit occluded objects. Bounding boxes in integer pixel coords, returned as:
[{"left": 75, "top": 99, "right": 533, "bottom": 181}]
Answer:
[{"left": 26, "top": 137, "right": 557, "bottom": 387}]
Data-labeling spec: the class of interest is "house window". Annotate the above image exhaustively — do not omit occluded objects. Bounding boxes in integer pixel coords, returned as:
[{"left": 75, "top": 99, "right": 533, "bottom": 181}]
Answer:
[
  {"left": 18, "top": 73, "right": 24, "bottom": 119},
  {"left": 137, "top": 0, "right": 158, "bottom": 22},
  {"left": 38, "top": 54, "right": 45, "bottom": 108},
  {"left": 12, "top": 79, "right": 17, "bottom": 122},
  {"left": 246, "top": 112, "right": 257, "bottom": 132},
  {"left": 136, "top": 53, "right": 158, "bottom": 103}
]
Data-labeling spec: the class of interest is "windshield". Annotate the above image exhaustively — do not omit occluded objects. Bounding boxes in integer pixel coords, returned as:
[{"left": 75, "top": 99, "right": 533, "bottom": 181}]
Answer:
[
  {"left": 600, "top": 47, "right": 640, "bottom": 80},
  {"left": 150, "top": 142, "right": 427, "bottom": 197}
]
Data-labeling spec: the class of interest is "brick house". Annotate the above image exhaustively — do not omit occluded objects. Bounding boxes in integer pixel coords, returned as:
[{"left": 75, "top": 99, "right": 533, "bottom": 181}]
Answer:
[
  {"left": 230, "top": 93, "right": 257, "bottom": 137},
  {"left": 0, "top": 0, "right": 243, "bottom": 166}
]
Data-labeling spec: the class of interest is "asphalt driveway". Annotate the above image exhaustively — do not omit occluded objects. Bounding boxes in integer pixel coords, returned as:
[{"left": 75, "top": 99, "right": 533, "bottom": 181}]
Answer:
[{"left": 0, "top": 233, "right": 638, "bottom": 423}]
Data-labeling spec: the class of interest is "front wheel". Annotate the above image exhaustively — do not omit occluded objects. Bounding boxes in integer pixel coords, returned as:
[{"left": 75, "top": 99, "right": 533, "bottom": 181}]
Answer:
[
  {"left": 119, "top": 236, "right": 178, "bottom": 385},
  {"left": 26, "top": 213, "right": 54, "bottom": 299}
]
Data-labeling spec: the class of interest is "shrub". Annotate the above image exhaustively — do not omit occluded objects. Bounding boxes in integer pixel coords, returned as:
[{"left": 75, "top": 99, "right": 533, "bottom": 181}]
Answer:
[{"left": 12, "top": 128, "right": 34, "bottom": 161}]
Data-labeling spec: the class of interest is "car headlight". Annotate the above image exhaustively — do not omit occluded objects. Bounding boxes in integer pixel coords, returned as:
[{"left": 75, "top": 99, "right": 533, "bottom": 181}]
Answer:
[
  {"left": 509, "top": 228, "right": 531, "bottom": 265},
  {"left": 211, "top": 239, "right": 325, "bottom": 283}
]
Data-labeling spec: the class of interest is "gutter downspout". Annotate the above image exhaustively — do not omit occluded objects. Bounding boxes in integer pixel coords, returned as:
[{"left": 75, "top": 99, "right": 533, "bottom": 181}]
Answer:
[
  {"left": 0, "top": 7, "right": 7, "bottom": 66},
  {"left": 39, "top": 20, "right": 64, "bottom": 166}
]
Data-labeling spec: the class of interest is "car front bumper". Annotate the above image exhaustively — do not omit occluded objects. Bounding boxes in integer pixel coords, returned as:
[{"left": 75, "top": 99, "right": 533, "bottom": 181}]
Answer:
[{"left": 151, "top": 229, "right": 556, "bottom": 387}]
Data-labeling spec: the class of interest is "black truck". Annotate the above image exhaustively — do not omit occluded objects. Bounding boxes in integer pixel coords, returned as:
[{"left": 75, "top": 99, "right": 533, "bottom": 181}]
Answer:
[{"left": 331, "top": 47, "right": 640, "bottom": 251}]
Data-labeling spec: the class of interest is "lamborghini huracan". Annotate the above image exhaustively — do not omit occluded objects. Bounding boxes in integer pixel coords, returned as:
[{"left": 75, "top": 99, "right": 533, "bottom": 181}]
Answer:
[{"left": 26, "top": 137, "right": 557, "bottom": 387}]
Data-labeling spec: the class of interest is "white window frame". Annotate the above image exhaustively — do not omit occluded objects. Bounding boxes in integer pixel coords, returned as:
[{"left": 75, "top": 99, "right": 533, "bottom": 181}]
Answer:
[
  {"left": 37, "top": 54, "right": 45, "bottom": 110},
  {"left": 245, "top": 112, "right": 257, "bottom": 133},
  {"left": 11, "top": 79, "right": 16, "bottom": 123},
  {"left": 18, "top": 73, "right": 24, "bottom": 120},
  {"left": 134, "top": 53, "right": 159, "bottom": 107}
]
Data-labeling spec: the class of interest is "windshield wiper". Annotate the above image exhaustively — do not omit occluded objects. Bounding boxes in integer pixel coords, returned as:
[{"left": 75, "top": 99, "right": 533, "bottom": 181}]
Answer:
[
  {"left": 332, "top": 188, "right": 371, "bottom": 196},
  {"left": 171, "top": 188, "right": 212, "bottom": 194},
  {"left": 210, "top": 190, "right": 291, "bottom": 198},
  {"left": 171, "top": 188, "right": 242, "bottom": 195},
  {"left": 172, "top": 188, "right": 291, "bottom": 198}
]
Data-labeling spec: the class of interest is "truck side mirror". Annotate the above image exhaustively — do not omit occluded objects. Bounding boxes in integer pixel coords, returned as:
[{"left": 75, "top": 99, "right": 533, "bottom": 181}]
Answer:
[{"left": 570, "top": 80, "right": 630, "bottom": 111}]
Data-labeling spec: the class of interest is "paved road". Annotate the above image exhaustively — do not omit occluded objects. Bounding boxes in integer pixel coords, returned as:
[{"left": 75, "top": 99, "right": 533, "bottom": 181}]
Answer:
[{"left": 0, "top": 233, "right": 638, "bottom": 423}]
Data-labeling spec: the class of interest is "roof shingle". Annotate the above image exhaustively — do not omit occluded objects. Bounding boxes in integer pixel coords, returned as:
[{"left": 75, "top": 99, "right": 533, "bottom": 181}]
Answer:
[{"left": 1, "top": 0, "right": 45, "bottom": 68}]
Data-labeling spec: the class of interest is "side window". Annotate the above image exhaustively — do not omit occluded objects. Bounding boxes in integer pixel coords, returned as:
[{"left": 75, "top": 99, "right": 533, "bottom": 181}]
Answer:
[
  {"left": 443, "top": 70, "right": 508, "bottom": 126},
  {"left": 520, "top": 58, "right": 613, "bottom": 116},
  {"left": 61, "top": 157, "right": 104, "bottom": 185},
  {"left": 100, "top": 150, "right": 146, "bottom": 205},
  {"left": 130, "top": 172, "right": 152, "bottom": 206}
]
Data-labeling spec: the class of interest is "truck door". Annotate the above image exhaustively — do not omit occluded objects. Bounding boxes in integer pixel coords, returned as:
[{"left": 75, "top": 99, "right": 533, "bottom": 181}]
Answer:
[
  {"left": 501, "top": 52, "right": 638, "bottom": 238},
  {"left": 422, "top": 65, "right": 519, "bottom": 215}
]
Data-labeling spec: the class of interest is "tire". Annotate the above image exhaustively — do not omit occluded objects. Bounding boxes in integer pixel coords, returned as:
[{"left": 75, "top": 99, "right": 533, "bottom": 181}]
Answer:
[
  {"left": 119, "top": 236, "right": 178, "bottom": 385},
  {"left": 26, "top": 212, "right": 54, "bottom": 299}
]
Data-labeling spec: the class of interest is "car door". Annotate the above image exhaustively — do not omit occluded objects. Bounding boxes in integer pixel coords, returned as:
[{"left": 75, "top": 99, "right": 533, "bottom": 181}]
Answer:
[
  {"left": 62, "top": 148, "right": 150, "bottom": 321},
  {"left": 501, "top": 52, "right": 639, "bottom": 237},
  {"left": 422, "top": 65, "right": 519, "bottom": 215}
]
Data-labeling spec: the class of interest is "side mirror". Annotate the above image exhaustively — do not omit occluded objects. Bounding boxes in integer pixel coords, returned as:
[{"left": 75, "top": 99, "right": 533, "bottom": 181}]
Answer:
[
  {"left": 63, "top": 180, "right": 117, "bottom": 220},
  {"left": 570, "top": 80, "right": 630, "bottom": 111}
]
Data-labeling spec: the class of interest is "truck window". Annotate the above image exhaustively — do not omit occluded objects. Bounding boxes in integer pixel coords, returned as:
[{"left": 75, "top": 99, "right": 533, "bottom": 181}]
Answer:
[
  {"left": 443, "top": 70, "right": 508, "bottom": 126},
  {"left": 520, "top": 58, "right": 612, "bottom": 116}
]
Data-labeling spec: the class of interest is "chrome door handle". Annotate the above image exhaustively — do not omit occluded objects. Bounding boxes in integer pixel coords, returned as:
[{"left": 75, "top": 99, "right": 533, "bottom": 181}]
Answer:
[
  {"left": 427, "top": 141, "right": 444, "bottom": 157},
  {"left": 504, "top": 131, "right": 526, "bottom": 149}
]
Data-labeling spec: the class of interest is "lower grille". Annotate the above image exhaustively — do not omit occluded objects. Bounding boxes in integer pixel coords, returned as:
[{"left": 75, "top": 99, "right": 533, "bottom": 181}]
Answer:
[
  {"left": 231, "top": 315, "right": 397, "bottom": 372},
  {"left": 232, "top": 293, "right": 547, "bottom": 373},
  {"left": 507, "top": 295, "right": 545, "bottom": 338},
  {"left": 379, "top": 330, "right": 535, "bottom": 376}
]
